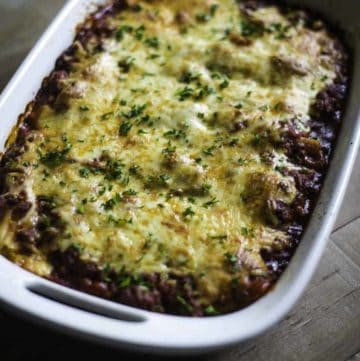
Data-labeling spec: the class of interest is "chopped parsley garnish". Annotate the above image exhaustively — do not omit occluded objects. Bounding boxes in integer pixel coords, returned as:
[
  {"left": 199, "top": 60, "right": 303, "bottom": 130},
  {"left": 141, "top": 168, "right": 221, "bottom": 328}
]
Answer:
[
  {"left": 129, "top": 164, "right": 142, "bottom": 176},
  {"left": 266, "top": 22, "right": 291, "bottom": 39},
  {"left": 210, "top": 4, "right": 219, "bottom": 16},
  {"left": 162, "top": 144, "right": 176, "bottom": 155},
  {"left": 176, "top": 83, "right": 214, "bottom": 102},
  {"left": 203, "top": 145, "right": 217, "bottom": 156},
  {"left": 146, "top": 174, "right": 171, "bottom": 189},
  {"left": 175, "top": 86, "right": 193, "bottom": 101},
  {"left": 179, "top": 71, "right": 201, "bottom": 84},
  {"left": 79, "top": 168, "right": 90, "bottom": 179},
  {"left": 119, "top": 276, "right": 132, "bottom": 288},
  {"left": 134, "top": 25, "right": 146, "bottom": 40},
  {"left": 225, "top": 252, "right": 240, "bottom": 273},
  {"left": 200, "top": 183, "right": 212, "bottom": 196},
  {"left": 228, "top": 138, "right": 239, "bottom": 147},
  {"left": 224, "top": 252, "right": 238, "bottom": 264},
  {"left": 176, "top": 295, "right": 193, "bottom": 313},
  {"left": 116, "top": 24, "right": 133, "bottom": 41},
  {"left": 238, "top": 157, "right": 247, "bottom": 166},
  {"left": 210, "top": 234, "right": 228, "bottom": 242},
  {"left": 79, "top": 105, "right": 90, "bottom": 112},
  {"left": 122, "top": 189, "right": 138, "bottom": 197},
  {"left": 76, "top": 205, "right": 85, "bottom": 215},
  {"left": 205, "top": 305, "right": 218, "bottom": 315},
  {"left": 196, "top": 13, "right": 211, "bottom": 23},
  {"left": 202, "top": 197, "right": 219, "bottom": 208},
  {"left": 163, "top": 128, "right": 187, "bottom": 140},
  {"left": 138, "top": 129, "right": 148, "bottom": 135},
  {"left": 196, "top": 3, "right": 219, "bottom": 23},
  {"left": 252, "top": 134, "right": 263, "bottom": 146},
  {"left": 241, "top": 227, "right": 249, "bottom": 237},
  {"left": 40, "top": 146, "right": 71, "bottom": 168},
  {"left": 116, "top": 273, "right": 151, "bottom": 289},
  {"left": 145, "top": 37, "right": 159, "bottom": 49},
  {"left": 147, "top": 53, "right": 160, "bottom": 60},
  {"left": 194, "top": 84, "right": 216, "bottom": 100},
  {"left": 107, "top": 215, "right": 133, "bottom": 226},
  {"left": 102, "top": 193, "right": 122, "bottom": 210},
  {"left": 240, "top": 19, "right": 264, "bottom": 37},
  {"left": 182, "top": 207, "right": 195, "bottom": 219},
  {"left": 220, "top": 79, "right": 230, "bottom": 89},
  {"left": 119, "top": 121, "right": 133, "bottom": 136},
  {"left": 131, "top": 3, "right": 143, "bottom": 12},
  {"left": 104, "top": 160, "right": 124, "bottom": 181},
  {"left": 118, "top": 56, "right": 135, "bottom": 73},
  {"left": 122, "top": 104, "right": 147, "bottom": 119},
  {"left": 101, "top": 112, "right": 113, "bottom": 121}
]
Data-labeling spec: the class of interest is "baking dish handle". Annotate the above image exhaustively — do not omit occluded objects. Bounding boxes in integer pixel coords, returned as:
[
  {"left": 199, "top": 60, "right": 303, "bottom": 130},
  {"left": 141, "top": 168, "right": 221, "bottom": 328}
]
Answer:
[{"left": 24, "top": 279, "right": 148, "bottom": 323}]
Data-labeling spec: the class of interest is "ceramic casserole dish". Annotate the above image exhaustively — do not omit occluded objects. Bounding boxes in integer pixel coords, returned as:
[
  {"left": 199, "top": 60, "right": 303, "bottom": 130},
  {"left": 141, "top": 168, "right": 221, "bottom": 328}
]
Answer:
[{"left": 0, "top": 0, "right": 359, "bottom": 355}]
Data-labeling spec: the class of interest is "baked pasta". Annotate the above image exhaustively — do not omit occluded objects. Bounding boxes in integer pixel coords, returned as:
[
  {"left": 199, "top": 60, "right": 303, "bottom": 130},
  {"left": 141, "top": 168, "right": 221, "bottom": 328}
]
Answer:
[{"left": 0, "top": 0, "right": 349, "bottom": 316}]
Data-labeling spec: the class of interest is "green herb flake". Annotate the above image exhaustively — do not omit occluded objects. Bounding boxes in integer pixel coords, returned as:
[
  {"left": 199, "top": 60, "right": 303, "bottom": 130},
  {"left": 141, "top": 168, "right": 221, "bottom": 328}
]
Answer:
[
  {"left": 108, "top": 215, "right": 133, "bottom": 226},
  {"left": 101, "top": 112, "right": 113, "bottom": 121},
  {"left": 266, "top": 22, "right": 291, "bottom": 39},
  {"left": 119, "top": 276, "right": 132, "bottom": 288},
  {"left": 119, "top": 121, "right": 133, "bottom": 136},
  {"left": 79, "top": 168, "right": 90, "bottom": 179},
  {"left": 241, "top": 227, "right": 249, "bottom": 237},
  {"left": 176, "top": 295, "right": 193, "bottom": 313},
  {"left": 196, "top": 13, "right": 211, "bottom": 23},
  {"left": 116, "top": 25, "right": 133, "bottom": 41},
  {"left": 134, "top": 25, "right": 146, "bottom": 40},
  {"left": 129, "top": 164, "right": 142, "bottom": 176},
  {"left": 240, "top": 19, "right": 264, "bottom": 37},
  {"left": 202, "top": 197, "right": 219, "bottom": 208},
  {"left": 146, "top": 174, "right": 171, "bottom": 189},
  {"left": 205, "top": 305, "right": 218, "bottom": 315},
  {"left": 179, "top": 71, "right": 201, "bottom": 84},
  {"left": 122, "top": 189, "right": 138, "bottom": 197},
  {"left": 182, "top": 207, "right": 195, "bottom": 219},
  {"left": 220, "top": 79, "right": 230, "bottom": 89},
  {"left": 210, "top": 234, "right": 228, "bottom": 241},
  {"left": 252, "top": 134, "right": 262, "bottom": 146},
  {"left": 203, "top": 145, "right": 217, "bottom": 156},
  {"left": 194, "top": 84, "right": 216, "bottom": 100},
  {"left": 76, "top": 205, "right": 85, "bottom": 215},
  {"left": 210, "top": 4, "right": 219, "bottom": 16},
  {"left": 40, "top": 148, "right": 70, "bottom": 168},
  {"left": 175, "top": 86, "right": 193, "bottom": 101},
  {"left": 122, "top": 104, "right": 147, "bottom": 119},
  {"left": 102, "top": 193, "right": 122, "bottom": 211},
  {"left": 145, "top": 37, "right": 159, "bottom": 49},
  {"left": 131, "top": 4, "right": 143, "bottom": 12},
  {"left": 118, "top": 56, "right": 135, "bottom": 73},
  {"left": 79, "top": 105, "right": 90, "bottom": 112},
  {"left": 164, "top": 128, "right": 187, "bottom": 139},
  {"left": 224, "top": 252, "right": 237, "bottom": 264}
]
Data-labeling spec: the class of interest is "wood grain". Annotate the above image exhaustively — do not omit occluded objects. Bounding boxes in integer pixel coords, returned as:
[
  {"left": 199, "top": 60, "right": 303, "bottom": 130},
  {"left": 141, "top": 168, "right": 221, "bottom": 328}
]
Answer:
[
  {"left": 0, "top": 1, "right": 359, "bottom": 360},
  {"left": 0, "top": 0, "right": 65, "bottom": 90}
]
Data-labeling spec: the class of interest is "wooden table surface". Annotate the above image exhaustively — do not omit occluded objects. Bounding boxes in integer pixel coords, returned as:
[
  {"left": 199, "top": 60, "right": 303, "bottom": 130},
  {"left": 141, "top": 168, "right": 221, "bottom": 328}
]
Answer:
[{"left": 0, "top": 1, "right": 359, "bottom": 360}]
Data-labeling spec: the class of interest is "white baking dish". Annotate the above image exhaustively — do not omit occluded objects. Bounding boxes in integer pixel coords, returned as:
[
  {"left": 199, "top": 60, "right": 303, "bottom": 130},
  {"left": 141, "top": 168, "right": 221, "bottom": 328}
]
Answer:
[{"left": 0, "top": 0, "right": 359, "bottom": 355}]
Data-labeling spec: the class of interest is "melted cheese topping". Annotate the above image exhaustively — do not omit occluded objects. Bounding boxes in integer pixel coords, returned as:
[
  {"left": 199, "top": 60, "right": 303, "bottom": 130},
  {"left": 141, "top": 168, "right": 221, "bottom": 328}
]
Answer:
[{"left": 0, "top": 0, "right": 341, "bottom": 306}]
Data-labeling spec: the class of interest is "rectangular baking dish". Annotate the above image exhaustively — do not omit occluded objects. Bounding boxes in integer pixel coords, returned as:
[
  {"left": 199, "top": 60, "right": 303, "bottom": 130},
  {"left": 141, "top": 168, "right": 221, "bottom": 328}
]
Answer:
[{"left": 0, "top": 0, "right": 359, "bottom": 355}]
